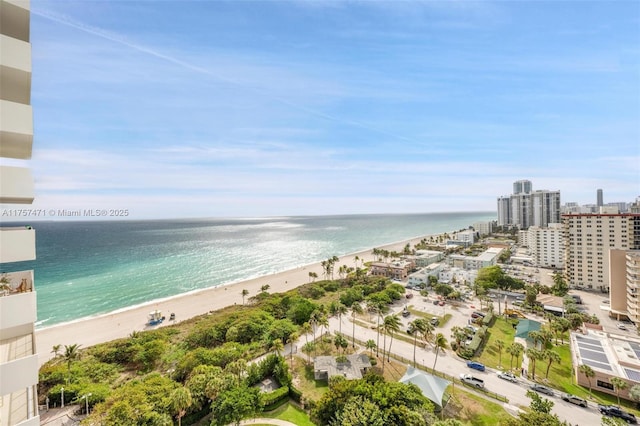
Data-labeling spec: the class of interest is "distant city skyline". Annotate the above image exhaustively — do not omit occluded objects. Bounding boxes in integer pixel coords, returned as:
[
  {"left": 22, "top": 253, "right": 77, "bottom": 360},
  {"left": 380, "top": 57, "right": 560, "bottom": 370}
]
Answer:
[{"left": 4, "top": 1, "right": 639, "bottom": 219}]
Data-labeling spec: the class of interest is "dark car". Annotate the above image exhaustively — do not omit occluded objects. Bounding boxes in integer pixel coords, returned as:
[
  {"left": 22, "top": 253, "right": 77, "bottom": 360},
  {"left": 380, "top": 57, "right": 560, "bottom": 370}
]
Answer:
[
  {"left": 599, "top": 405, "right": 638, "bottom": 424},
  {"left": 562, "top": 393, "right": 587, "bottom": 407},
  {"left": 433, "top": 300, "right": 439, "bottom": 305},
  {"left": 466, "top": 361, "right": 486, "bottom": 372},
  {"left": 402, "top": 309, "right": 410, "bottom": 317},
  {"left": 530, "top": 384, "right": 555, "bottom": 396}
]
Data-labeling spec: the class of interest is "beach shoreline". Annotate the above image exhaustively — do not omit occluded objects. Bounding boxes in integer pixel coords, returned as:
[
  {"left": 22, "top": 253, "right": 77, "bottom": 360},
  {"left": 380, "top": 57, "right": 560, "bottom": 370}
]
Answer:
[{"left": 35, "top": 232, "right": 445, "bottom": 365}]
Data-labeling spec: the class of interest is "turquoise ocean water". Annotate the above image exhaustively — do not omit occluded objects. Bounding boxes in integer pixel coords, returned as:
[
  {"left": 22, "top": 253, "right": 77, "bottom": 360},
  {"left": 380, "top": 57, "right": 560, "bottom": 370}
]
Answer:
[{"left": 1, "top": 212, "right": 494, "bottom": 328}]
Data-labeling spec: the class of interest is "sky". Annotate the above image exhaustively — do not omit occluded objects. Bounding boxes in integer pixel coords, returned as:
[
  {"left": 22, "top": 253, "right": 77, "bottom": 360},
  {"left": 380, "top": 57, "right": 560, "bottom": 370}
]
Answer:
[{"left": 9, "top": 0, "right": 640, "bottom": 219}]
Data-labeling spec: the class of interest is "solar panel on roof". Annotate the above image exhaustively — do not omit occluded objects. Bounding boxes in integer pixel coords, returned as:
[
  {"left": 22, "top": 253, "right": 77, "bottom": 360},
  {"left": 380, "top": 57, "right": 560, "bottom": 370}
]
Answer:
[
  {"left": 576, "top": 336, "right": 601, "bottom": 346},
  {"left": 583, "top": 359, "right": 612, "bottom": 371},
  {"left": 624, "top": 368, "right": 640, "bottom": 382},
  {"left": 579, "top": 348, "right": 610, "bottom": 364},
  {"left": 579, "top": 342, "right": 605, "bottom": 352}
]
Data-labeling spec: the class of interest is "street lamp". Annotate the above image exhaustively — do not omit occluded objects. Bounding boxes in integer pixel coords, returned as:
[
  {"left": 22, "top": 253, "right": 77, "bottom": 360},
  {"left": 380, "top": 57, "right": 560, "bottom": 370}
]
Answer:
[
  {"left": 60, "top": 387, "right": 64, "bottom": 408},
  {"left": 81, "top": 393, "right": 92, "bottom": 415}
]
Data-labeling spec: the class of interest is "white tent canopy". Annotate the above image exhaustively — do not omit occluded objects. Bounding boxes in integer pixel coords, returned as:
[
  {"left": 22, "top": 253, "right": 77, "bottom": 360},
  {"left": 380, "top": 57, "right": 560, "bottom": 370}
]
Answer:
[{"left": 399, "top": 366, "right": 451, "bottom": 407}]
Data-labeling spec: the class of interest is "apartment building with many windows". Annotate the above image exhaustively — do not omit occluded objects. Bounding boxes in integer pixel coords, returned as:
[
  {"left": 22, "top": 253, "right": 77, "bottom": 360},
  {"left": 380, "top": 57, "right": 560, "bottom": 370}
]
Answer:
[
  {"left": 0, "top": 0, "right": 40, "bottom": 424},
  {"left": 527, "top": 223, "right": 564, "bottom": 268},
  {"left": 496, "top": 180, "right": 561, "bottom": 229},
  {"left": 609, "top": 250, "right": 640, "bottom": 322},
  {"left": 562, "top": 213, "right": 640, "bottom": 293}
]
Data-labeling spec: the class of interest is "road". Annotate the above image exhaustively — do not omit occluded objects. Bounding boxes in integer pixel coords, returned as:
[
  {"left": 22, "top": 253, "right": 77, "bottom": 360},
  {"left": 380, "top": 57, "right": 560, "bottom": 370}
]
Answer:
[{"left": 305, "top": 300, "right": 603, "bottom": 426}]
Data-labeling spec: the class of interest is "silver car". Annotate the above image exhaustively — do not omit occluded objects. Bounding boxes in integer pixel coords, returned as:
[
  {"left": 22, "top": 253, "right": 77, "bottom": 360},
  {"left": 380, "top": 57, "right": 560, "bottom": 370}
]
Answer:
[
  {"left": 530, "top": 384, "right": 555, "bottom": 396},
  {"left": 498, "top": 371, "right": 517, "bottom": 383}
]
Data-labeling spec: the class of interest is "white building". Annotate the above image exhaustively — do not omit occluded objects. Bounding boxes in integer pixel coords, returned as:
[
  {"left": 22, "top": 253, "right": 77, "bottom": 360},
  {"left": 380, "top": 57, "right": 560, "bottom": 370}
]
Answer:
[
  {"left": 472, "top": 221, "right": 494, "bottom": 236},
  {"left": 449, "top": 247, "right": 503, "bottom": 270},
  {"left": 456, "top": 230, "right": 476, "bottom": 245},
  {"left": 409, "top": 250, "right": 443, "bottom": 269},
  {"left": 0, "top": 0, "right": 40, "bottom": 424},
  {"left": 497, "top": 181, "right": 561, "bottom": 229},
  {"left": 526, "top": 223, "right": 564, "bottom": 268},
  {"left": 438, "top": 266, "right": 477, "bottom": 286},
  {"left": 407, "top": 264, "right": 444, "bottom": 288}
]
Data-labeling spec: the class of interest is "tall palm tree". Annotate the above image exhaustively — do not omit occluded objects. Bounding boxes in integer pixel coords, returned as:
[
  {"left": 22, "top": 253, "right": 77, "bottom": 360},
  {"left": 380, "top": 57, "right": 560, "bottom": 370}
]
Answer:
[
  {"left": 51, "top": 344, "right": 61, "bottom": 358},
  {"left": 63, "top": 344, "right": 81, "bottom": 384},
  {"left": 336, "top": 303, "right": 348, "bottom": 335},
  {"left": 383, "top": 314, "right": 401, "bottom": 362},
  {"left": 170, "top": 386, "right": 192, "bottom": 426},
  {"left": 365, "top": 339, "right": 376, "bottom": 357},
  {"left": 422, "top": 321, "right": 435, "bottom": 346},
  {"left": 241, "top": 289, "right": 249, "bottom": 305},
  {"left": 526, "top": 348, "right": 543, "bottom": 380},
  {"left": 286, "top": 332, "right": 298, "bottom": 366},
  {"left": 271, "top": 339, "right": 284, "bottom": 358},
  {"left": 611, "top": 377, "right": 629, "bottom": 407},
  {"left": 318, "top": 314, "right": 330, "bottom": 338},
  {"left": 301, "top": 322, "right": 312, "bottom": 345},
  {"left": 260, "top": 284, "right": 270, "bottom": 293},
  {"left": 543, "top": 350, "right": 561, "bottom": 379},
  {"left": 579, "top": 364, "right": 595, "bottom": 399},
  {"left": 495, "top": 339, "right": 505, "bottom": 369},
  {"left": 351, "top": 302, "right": 363, "bottom": 348},
  {"left": 432, "top": 333, "right": 447, "bottom": 371},
  {"left": 410, "top": 319, "right": 427, "bottom": 366}
]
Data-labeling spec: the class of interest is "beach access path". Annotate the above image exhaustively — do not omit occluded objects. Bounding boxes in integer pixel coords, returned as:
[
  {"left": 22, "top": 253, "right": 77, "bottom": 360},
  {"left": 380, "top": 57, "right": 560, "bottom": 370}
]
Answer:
[{"left": 35, "top": 235, "right": 430, "bottom": 365}]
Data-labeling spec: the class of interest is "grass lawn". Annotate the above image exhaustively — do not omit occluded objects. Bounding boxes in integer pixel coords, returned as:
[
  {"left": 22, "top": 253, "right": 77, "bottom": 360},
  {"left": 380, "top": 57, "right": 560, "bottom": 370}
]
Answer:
[
  {"left": 445, "top": 385, "right": 514, "bottom": 425},
  {"left": 291, "top": 358, "right": 328, "bottom": 403},
  {"left": 263, "top": 402, "right": 316, "bottom": 426},
  {"left": 474, "top": 317, "right": 517, "bottom": 370}
]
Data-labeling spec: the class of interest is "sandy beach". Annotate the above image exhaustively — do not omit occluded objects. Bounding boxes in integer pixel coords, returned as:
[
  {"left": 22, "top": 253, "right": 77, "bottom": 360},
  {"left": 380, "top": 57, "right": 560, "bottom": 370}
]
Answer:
[{"left": 35, "top": 235, "right": 433, "bottom": 365}]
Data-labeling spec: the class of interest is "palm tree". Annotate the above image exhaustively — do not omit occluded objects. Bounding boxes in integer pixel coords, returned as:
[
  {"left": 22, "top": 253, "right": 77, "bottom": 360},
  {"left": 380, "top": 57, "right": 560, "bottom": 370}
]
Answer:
[
  {"left": 170, "top": 386, "right": 192, "bottom": 426},
  {"left": 334, "top": 334, "right": 348, "bottom": 354},
  {"left": 410, "top": 319, "right": 427, "bottom": 366},
  {"left": 63, "top": 344, "right": 81, "bottom": 384},
  {"left": 526, "top": 348, "right": 543, "bottom": 380},
  {"left": 309, "top": 271, "right": 318, "bottom": 282},
  {"left": 495, "top": 339, "right": 505, "bottom": 369},
  {"left": 422, "top": 321, "right": 435, "bottom": 346},
  {"left": 271, "top": 339, "right": 284, "bottom": 358},
  {"left": 318, "top": 314, "right": 329, "bottom": 338},
  {"left": 336, "top": 303, "right": 348, "bottom": 335},
  {"left": 51, "top": 344, "right": 61, "bottom": 358},
  {"left": 611, "top": 377, "right": 629, "bottom": 407},
  {"left": 543, "top": 350, "right": 561, "bottom": 379},
  {"left": 351, "top": 302, "right": 363, "bottom": 348},
  {"left": 579, "top": 364, "right": 595, "bottom": 399},
  {"left": 528, "top": 330, "right": 543, "bottom": 350},
  {"left": 286, "top": 332, "right": 298, "bottom": 366},
  {"left": 302, "top": 342, "right": 315, "bottom": 363},
  {"left": 432, "top": 333, "right": 447, "bottom": 371},
  {"left": 506, "top": 342, "right": 523, "bottom": 371},
  {"left": 383, "top": 314, "right": 401, "bottom": 362},
  {"left": 241, "top": 289, "right": 249, "bottom": 305},
  {"left": 364, "top": 339, "right": 375, "bottom": 358},
  {"left": 260, "top": 284, "right": 270, "bottom": 293},
  {"left": 450, "top": 326, "right": 466, "bottom": 349}
]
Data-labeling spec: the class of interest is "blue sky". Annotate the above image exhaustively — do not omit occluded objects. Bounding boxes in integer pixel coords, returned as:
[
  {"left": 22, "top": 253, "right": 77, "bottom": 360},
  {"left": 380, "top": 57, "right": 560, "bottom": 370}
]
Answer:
[{"left": 14, "top": 1, "right": 640, "bottom": 218}]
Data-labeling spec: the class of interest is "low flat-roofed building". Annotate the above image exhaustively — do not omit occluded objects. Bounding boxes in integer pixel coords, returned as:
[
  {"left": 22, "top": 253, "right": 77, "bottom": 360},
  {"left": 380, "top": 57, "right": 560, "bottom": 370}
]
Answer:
[
  {"left": 571, "top": 329, "right": 640, "bottom": 401},
  {"left": 314, "top": 354, "right": 372, "bottom": 381},
  {"left": 536, "top": 294, "right": 566, "bottom": 315},
  {"left": 449, "top": 247, "right": 503, "bottom": 270},
  {"left": 410, "top": 250, "right": 444, "bottom": 269},
  {"left": 369, "top": 260, "right": 413, "bottom": 280},
  {"left": 407, "top": 263, "right": 443, "bottom": 288}
]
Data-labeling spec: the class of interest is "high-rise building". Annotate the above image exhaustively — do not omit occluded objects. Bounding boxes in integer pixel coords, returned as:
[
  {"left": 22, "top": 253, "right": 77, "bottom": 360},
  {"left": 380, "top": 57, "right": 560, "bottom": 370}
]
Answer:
[
  {"left": 562, "top": 213, "right": 640, "bottom": 293},
  {"left": 527, "top": 223, "right": 564, "bottom": 268},
  {"left": 597, "top": 189, "right": 603, "bottom": 207},
  {"left": 513, "top": 179, "right": 532, "bottom": 195},
  {"left": 609, "top": 250, "right": 640, "bottom": 323},
  {"left": 497, "top": 180, "right": 560, "bottom": 229},
  {"left": 0, "top": 0, "right": 40, "bottom": 424}
]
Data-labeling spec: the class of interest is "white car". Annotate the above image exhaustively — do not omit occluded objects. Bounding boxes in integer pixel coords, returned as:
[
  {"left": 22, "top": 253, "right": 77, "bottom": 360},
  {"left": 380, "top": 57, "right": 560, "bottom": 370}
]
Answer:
[
  {"left": 617, "top": 323, "right": 628, "bottom": 330},
  {"left": 497, "top": 371, "right": 517, "bottom": 383}
]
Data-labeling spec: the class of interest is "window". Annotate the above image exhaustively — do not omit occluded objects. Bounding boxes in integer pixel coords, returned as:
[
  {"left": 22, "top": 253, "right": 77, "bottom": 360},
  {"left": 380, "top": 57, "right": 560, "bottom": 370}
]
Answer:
[{"left": 597, "top": 380, "right": 614, "bottom": 391}]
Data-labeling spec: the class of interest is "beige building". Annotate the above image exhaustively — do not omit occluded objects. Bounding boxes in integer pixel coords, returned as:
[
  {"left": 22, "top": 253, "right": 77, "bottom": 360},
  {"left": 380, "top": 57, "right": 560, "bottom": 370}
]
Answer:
[
  {"left": 562, "top": 213, "right": 640, "bottom": 293},
  {"left": 0, "top": 0, "right": 40, "bottom": 424},
  {"left": 571, "top": 330, "right": 640, "bottom": 402},
  {"left": 609, "top": 250, "right": 640, "bottom": 322}
]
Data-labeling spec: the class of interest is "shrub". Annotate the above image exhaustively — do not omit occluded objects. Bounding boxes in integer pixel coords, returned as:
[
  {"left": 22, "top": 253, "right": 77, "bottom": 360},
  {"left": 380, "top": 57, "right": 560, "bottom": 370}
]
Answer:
[{"left": 262, "top": 385, "right": 290, "bottom": 410}]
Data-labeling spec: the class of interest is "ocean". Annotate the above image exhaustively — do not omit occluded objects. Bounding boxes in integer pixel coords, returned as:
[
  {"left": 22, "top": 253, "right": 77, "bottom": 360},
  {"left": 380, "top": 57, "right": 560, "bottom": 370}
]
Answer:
[{"left": 1, "top": 212, "right": 494, "bottom": 328}]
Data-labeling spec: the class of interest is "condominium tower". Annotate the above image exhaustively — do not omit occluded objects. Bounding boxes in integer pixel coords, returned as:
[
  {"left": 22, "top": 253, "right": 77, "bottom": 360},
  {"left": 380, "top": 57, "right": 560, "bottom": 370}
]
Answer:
[
  {"left": 562, "top": 213, "right": 640, "bottom": 293},
  {"left": 0, "top": 0, "right": 40, "bottom": 424},
  {"left": 497, "top": 180, "right": 561, "bottom": 229}
]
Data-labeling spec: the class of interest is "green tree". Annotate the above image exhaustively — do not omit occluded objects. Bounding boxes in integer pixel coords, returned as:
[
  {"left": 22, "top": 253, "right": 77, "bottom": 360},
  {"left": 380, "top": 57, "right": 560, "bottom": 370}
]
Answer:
[
  {"left": 334, "top": 334, "right": 348, "bottom": 354},
  {"left": 336, "top": 303, "right": 348, "bottom": 335},
  {"left": 351, "top": 302, "right": 364, "bottom": 348},
  {"left": 433, "top": 333, "right": 448, "bottom": 371},
  {"left": 51, "top": 344, "right": 62, "bottom": 358},
  {"left": 526, "top": 390, "right": 554, "bottom": 414},
  {"left": 410, "top": 319, "right": 428, "bottom": 366},
  {"left": 507, "top": 342, "right": 524, "bottom": 371},
  {"left": 241, "top": 289, "right": 249, "bottom": 305},
  {"left": 496, "top": 339, "right": 505, "bottom": 368},
  {"left": 611, "top": 377, "right": 629, "bottom": 407},
  {"left": 526, "top": 348, "right": 543, "bottom": 380},
  {"left": 210, "top": 385, "right": 262, "bottom": 426},
  {"left": 302, "top": 341, "right": 315, "bottom": 363},
  {"left": 63, "top": 343, "right": 81, "bottom": 384},
  {"left": 551, "top": 273, "right": 569, "bottom": 297},
  {"left": 383, "top": 314, "right": 401, "bottom": 363},
  {"left": 629, "top": 384, "right": 640, "bottom": 408},
  {"left": 169, "top": 386, "right": 192, "bottom": 426},
  {"left": 260, "top": 284, "right": 270, "bottom": 293},
  {"left": 543, "top": 350, "right": 561, "bottom": 379},
  {"left": 365, "top": 339, "right": 376, "bottom": 357},
  {"left": 579, "top": 364, "right": 595, "bottom": 399}
]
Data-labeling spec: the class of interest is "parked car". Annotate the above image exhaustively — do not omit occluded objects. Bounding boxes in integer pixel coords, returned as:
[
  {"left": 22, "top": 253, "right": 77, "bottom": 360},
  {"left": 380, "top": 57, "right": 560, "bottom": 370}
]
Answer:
[
  {"left": 460, "top": 374, "right": 485, "bottom": 389},
  {"left": 530, "top": 384, "right": 555, "bottom": 396},
  {"left": 405, "top": 293, "right": 413, "bottom": 299},
  {"left": 562, "top": 393, "right": 587, "bottom": 407},
  {"left": 430, "top": 317, "right": 440, "bottom": 326},
  {"left": 466, "top": 361, "right": 486, "bottom": 372},
  {"left": 402, "top": 309, "right": 410, "bottom": 317},
  {"left": 465, "top": 325, "right": 478, "bottom": 334},
  {"left": 512, "top": 300, "right": 524, "bottom": 307},
  {"left": 617, "top": 323, "right": 628, "bottom": 330},
  {"left": 497, "top": 371, "right": 517, "bottom": 383},
  {"left": 473, "top": 311, "right": 486, "bottom": 318},
  {"left": 433, "top": 300, "right": 440, "bottom": 305},
  {"left": 471, "top": 313, "right": 481, "bottom": 319},
  {"left": 599, "top": 405, "right": 638, "bottom": 424}
]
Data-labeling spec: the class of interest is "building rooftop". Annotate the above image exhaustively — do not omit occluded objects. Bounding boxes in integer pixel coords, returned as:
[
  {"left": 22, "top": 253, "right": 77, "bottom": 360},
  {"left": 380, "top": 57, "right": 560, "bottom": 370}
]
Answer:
[
  {"left": 571, "top": 330, "right": 640, "bottom": 383},
  {"left": 314, "top": 354, "right": 372, "bottom": 380}
]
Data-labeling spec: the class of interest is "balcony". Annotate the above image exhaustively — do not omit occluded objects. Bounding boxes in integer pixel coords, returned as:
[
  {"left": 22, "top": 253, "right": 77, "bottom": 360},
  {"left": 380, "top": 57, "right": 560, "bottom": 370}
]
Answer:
[
  {"left": 0, "top": 226, "right": 35, "bottom": 262},
  {"left": 0, "top": 34, "right": 31, "bottom": 105},
  {"left": 0, "top": 1, "right": 30, "bottom": 43},
  {"left": 0, "top": 100, "right": 33, "bottom": 159}
]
